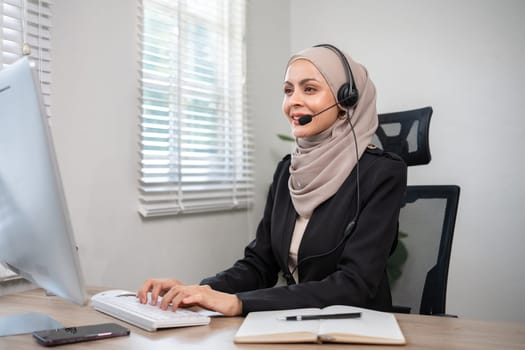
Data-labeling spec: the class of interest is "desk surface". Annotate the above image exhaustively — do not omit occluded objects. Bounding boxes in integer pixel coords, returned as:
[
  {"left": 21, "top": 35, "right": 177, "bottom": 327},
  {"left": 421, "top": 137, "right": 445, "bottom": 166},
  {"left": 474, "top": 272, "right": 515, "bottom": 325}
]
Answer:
[{"left": 1, "top": 288, "right": 524, "bottom": 349}]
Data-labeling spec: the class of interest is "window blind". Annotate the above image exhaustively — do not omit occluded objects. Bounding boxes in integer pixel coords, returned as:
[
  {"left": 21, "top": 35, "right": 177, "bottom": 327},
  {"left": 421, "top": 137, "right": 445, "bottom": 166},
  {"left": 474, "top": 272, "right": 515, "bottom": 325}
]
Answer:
[
  {"left": 138, "top": 0, "right": 253, "bottom": 217},
  {"left": 0, "top": 0, "right": 52, "bottom": 115}
]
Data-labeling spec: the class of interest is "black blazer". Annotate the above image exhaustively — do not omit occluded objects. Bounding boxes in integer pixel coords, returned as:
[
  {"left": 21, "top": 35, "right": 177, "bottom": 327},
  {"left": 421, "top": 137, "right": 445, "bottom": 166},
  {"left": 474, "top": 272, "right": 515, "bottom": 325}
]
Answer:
[{"left": 201, "top": 147, "right": 407, "bottom": 315}]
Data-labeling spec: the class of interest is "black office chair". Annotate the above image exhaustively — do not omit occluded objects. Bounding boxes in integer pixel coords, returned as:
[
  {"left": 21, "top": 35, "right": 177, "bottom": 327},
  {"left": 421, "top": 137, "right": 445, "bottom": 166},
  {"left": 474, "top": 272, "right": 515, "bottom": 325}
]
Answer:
[
  {"left": 374, "top": 107, "right": 460, "bottom": 316},
  {"left": 388, "top": 185, "right": 460, "bottom": 315},
  {"left": 374, "top": 106, "right": 432, "bottom": 166}
]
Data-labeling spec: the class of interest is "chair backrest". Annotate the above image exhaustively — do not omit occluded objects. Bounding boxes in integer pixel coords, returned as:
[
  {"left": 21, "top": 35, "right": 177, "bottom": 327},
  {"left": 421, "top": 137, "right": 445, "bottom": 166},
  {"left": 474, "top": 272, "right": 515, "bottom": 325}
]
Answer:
[
  {"left": 387, "top": 185, "right": 460, "bottom": 315},
  {"left": 374, "top": 106, "right": 460, "bottom": 315},
  {"left": 373, "top": 106, "right": 433, "bottom": 166}
]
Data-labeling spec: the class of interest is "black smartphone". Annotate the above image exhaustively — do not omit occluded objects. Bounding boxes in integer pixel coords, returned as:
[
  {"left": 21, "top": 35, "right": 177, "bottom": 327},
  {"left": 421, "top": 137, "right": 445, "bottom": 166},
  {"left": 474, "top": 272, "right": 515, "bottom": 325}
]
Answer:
[{"left": 32, "top": 322, "right": 130, "bottom": 347}]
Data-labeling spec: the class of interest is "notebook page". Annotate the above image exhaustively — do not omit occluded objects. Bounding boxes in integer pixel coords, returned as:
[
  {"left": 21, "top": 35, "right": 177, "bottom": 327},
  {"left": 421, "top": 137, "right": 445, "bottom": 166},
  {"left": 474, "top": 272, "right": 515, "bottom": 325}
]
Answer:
[
  {"left": 318, "top": 305, "right": 405, "bottom": 343},
  {"left": 235, "top": 308, "right": 320, "bottom": 339}
]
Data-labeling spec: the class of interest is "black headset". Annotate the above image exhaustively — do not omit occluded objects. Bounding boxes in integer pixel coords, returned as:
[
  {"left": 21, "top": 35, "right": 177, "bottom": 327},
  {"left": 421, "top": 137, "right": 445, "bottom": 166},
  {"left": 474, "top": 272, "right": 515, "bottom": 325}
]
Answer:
[
  {"left": 284, "top": 44, "right": 362, "bottom": 285},
  {"left": 314, "top": 43, "right": 359, "bottom": 109}
]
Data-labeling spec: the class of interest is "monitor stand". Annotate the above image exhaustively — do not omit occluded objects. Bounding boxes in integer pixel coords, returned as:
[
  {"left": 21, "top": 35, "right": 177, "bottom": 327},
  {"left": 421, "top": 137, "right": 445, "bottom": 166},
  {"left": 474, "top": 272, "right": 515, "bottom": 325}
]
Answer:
[{"left": 0, "top": 312, "right": 63, "bottom": 336}]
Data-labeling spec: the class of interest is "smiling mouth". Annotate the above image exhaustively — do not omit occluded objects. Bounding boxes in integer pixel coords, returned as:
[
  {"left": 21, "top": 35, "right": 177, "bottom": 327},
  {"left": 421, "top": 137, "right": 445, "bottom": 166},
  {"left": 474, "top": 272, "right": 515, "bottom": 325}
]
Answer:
[
  {"left": 291, "top": 114, "right": 307, "bottom": 121},
  {"left": 291, "top": 116, "right": 303, "bottom": 124}
]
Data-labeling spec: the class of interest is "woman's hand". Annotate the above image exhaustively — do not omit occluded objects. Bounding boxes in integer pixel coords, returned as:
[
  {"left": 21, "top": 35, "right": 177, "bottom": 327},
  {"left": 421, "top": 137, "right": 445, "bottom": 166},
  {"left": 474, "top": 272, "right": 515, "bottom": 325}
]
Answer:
[
  {"left": 137, "top": 278, "right": 185, "bottom": 305},
  {"left": 137, "top": 278, "right": 242, "bottom": 316}
]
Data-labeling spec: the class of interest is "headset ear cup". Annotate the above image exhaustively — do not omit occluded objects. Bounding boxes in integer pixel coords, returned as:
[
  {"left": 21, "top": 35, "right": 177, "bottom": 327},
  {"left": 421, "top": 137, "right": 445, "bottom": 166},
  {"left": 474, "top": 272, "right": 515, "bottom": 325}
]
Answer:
[{"left": 338, "top": 83, "right": 359, "bottom": 108}]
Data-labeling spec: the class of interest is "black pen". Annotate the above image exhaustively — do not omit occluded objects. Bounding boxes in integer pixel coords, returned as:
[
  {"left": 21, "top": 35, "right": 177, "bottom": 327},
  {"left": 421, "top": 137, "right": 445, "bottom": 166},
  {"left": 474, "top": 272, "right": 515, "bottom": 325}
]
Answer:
[{"left": 278, "top": 312, "right": 361, "bottom": 321}]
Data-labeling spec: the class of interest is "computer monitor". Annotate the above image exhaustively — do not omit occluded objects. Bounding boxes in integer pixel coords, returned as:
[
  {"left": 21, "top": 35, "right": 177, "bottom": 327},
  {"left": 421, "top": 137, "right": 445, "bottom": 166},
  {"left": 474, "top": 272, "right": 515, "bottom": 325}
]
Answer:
[{"left": 0, "top": 57, "right": 87, "bottom": 335}]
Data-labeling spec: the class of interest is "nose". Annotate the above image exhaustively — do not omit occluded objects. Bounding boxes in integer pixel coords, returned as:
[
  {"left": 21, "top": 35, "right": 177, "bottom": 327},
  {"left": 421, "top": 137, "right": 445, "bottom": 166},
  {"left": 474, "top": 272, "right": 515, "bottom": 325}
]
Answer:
[{"left": 286, "top": 91, "right": 303, "bottom": 109}]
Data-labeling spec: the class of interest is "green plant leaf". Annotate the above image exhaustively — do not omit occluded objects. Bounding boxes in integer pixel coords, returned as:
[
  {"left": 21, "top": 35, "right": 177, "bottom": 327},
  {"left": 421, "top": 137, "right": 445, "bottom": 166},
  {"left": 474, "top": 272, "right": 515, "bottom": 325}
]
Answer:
[
  {"left": 387, "top": 231, "right": 409, "bottom": 286},
  {"left": 277, "top": 134, "right": 295, "bottom": 142}
]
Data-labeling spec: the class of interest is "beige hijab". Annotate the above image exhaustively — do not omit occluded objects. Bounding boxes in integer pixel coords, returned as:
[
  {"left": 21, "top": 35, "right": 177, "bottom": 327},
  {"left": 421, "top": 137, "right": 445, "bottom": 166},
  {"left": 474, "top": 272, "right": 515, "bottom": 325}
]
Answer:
[{"left": 287, "top": 46, "right": 378, "bottom": 218}]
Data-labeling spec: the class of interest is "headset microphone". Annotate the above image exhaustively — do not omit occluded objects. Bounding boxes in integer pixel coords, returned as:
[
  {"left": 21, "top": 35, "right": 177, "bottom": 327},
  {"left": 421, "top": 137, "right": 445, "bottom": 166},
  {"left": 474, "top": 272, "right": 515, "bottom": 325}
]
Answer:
[
  {"left": 297, "top": 95, "right": 353, "bottom": 126},
  {"left": 298, "top": 115, "right": 313, "bottom": 126}
]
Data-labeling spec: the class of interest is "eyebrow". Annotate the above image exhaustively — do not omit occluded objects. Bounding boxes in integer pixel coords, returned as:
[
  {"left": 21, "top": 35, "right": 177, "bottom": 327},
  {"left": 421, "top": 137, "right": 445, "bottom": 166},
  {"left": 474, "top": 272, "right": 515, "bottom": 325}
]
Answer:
[{"left": 283, "top": 78, "right": 320, "bottom": 86}]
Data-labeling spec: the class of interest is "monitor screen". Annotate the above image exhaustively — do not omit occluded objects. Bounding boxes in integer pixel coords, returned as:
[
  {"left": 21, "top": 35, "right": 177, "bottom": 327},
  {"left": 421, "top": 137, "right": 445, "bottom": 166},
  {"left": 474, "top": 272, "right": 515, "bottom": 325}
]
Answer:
[{"left": 0, "top": 57, "right": 87, "bottom": 307}]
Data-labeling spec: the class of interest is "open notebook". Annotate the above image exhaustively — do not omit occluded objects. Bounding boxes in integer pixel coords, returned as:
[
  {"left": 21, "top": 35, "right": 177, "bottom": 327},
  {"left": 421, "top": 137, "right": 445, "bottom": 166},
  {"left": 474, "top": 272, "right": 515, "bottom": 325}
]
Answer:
[{"left": 234, "top": 305, "right": 405, "bottom": 345}]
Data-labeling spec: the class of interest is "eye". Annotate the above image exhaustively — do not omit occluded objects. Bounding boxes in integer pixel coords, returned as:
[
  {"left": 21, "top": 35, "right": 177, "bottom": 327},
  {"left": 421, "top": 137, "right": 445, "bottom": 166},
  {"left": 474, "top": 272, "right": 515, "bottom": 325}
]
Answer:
[
  {"left": 283, "top": 87, "right": 293, "bottom": 95},
  {"left": 304, "top": 86, "right": 317, "bottom": 93}
]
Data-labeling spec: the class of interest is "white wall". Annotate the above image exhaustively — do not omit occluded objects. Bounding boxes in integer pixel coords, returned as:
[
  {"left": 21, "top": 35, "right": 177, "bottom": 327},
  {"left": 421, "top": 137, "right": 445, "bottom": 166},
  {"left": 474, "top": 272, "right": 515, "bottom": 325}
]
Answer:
[
  {"left": 288, "top": 0, "right": 525, "bottom": 322},
  {"left": 50, "top": 0, "right": 289, "bottom": 291},
  {"left": 247, "top": 2, "right": 293, "bottom": 223}
]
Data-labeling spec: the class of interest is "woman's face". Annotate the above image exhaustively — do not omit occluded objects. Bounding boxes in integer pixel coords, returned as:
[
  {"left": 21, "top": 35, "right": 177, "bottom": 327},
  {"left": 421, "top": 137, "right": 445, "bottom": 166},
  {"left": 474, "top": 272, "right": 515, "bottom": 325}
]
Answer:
[{"left": 282, "top": 59, "right": 340, "bottom": 138}]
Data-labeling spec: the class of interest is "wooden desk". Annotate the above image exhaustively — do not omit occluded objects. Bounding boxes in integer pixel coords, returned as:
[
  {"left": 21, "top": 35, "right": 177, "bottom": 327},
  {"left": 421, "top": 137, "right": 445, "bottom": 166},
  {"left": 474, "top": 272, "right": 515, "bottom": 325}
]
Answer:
[{"left": 1, "top": 288, "right": 524, "bottom": 349}]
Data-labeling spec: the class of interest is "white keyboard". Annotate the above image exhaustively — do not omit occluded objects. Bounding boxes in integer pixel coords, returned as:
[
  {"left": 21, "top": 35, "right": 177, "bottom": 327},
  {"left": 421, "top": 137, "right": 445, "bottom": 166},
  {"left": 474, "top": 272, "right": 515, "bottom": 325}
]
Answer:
[{"left": 91, "top": 289, "right": 210, "bottom": 331}]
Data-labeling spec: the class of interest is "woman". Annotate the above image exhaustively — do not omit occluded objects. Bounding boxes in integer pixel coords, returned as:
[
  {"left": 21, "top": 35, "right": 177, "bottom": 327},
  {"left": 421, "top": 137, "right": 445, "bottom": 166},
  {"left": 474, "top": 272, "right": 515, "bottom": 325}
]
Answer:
[{"left": 137, "top": 45, "right": 407, "bottom": 316}]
